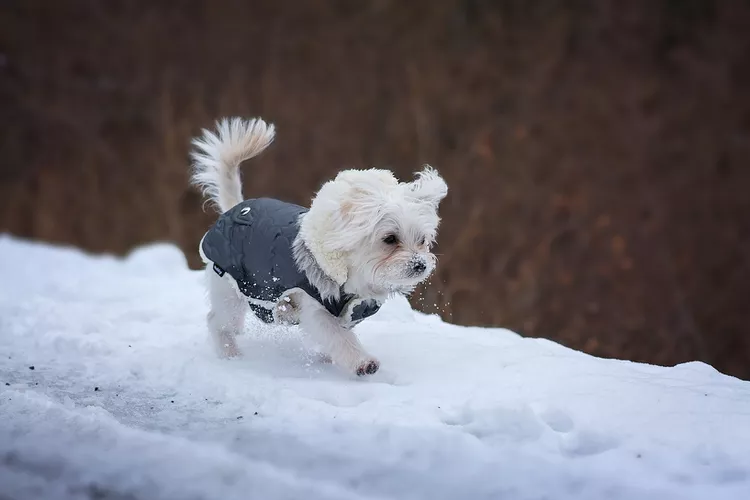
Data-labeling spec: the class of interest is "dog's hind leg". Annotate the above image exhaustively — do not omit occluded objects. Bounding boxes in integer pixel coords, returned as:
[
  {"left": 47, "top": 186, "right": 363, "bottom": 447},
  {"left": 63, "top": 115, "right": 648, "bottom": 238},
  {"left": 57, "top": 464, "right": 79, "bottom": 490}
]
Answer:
[{"left": 205, "top": 267, "right": 247, "bottom": 358}]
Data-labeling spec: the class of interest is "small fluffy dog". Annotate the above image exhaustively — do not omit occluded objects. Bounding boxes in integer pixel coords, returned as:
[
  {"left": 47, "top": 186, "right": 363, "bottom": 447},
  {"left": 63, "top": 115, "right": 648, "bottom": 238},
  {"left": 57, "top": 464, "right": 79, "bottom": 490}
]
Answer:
[{"left": 190, "top": 117, "right": 447, "bottom": 376}]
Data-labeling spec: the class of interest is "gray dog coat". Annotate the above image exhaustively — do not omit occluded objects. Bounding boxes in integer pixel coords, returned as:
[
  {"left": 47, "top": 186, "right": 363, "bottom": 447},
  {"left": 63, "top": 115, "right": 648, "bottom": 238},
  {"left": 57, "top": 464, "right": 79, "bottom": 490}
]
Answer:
[{"left": 200, "top": 198, "right": 381, "bottom": 327}]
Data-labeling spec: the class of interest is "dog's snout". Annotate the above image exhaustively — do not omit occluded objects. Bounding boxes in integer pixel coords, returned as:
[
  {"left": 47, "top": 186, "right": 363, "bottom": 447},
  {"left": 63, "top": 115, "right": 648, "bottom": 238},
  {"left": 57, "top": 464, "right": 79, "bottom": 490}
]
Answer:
[{"left": 412, "top": 260, "right": 427, "bottom": 274}]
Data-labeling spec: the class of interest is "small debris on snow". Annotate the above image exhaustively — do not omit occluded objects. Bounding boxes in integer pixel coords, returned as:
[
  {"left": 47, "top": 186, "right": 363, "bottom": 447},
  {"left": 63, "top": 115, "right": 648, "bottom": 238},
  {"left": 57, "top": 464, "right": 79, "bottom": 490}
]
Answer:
[
  {"left": 28, "top": 365, "right": 34, "bottom": 370},
  {"left": 94, "top": 387, "right": 100, "bottom": 392}
]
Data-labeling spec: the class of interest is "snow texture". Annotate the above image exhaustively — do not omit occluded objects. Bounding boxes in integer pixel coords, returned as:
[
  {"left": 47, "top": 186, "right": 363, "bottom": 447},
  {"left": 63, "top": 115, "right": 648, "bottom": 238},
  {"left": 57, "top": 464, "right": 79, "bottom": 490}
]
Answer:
[{"left": 1, "top": 234, "right": 749, "bottom": 500}]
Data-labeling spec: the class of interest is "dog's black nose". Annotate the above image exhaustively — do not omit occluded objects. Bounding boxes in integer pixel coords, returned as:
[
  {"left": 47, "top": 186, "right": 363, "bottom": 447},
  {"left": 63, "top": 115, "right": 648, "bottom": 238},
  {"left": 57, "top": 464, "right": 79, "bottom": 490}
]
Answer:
[{"left": 412, "top": 260, "right": 427, "bottom": 274}]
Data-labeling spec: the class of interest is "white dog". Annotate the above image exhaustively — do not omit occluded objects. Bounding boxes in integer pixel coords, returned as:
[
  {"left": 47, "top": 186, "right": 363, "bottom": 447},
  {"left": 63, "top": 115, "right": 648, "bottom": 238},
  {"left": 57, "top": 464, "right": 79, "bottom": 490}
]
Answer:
[{"left": 190, "top": 117, "right": 447, "bottom": 376}]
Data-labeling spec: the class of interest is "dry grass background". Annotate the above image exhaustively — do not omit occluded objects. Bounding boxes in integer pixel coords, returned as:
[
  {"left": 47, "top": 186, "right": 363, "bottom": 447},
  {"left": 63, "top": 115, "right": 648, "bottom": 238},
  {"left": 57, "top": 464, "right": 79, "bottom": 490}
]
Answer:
[{"left": 1, "top": 0, "right": 749, "bottom": 378}]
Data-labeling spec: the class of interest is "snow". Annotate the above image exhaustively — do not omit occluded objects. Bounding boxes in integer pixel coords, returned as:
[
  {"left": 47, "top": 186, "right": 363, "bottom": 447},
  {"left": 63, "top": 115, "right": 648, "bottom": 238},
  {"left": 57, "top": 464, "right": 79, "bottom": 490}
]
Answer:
[{"left": 1, "top": 235, "right": 749, "bottom": 500}]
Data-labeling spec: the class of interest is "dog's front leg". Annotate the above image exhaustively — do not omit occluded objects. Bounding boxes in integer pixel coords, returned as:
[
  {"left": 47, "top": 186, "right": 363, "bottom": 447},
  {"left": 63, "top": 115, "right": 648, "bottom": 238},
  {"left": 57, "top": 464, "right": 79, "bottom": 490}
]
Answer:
[{"left": 298, "top": 295, "right": 379, "bottom": 376}]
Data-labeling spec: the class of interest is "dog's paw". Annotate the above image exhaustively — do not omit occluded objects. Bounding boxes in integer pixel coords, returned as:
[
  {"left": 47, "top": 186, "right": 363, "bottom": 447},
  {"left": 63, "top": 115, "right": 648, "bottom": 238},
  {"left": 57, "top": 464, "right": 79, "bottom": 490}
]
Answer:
[
  {"left": 212, "top": 329, "right": 242, "bottom": 359},
  {"left": 275, "top": 294, "right": 301, "bottom": 324},
  {"left": 356, "top": 359, "right": 380, "bottom": 376},
  {"left": 220, "top": 342, "right": 242, "bottom": 359}
]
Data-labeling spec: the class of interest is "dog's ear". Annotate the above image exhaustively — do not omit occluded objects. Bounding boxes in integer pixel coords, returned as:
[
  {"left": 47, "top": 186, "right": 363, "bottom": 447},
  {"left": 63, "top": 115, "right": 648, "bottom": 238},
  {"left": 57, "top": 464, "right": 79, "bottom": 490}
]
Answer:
[{"left": 407, "top": 165, "right": 448, "bottom": 208}]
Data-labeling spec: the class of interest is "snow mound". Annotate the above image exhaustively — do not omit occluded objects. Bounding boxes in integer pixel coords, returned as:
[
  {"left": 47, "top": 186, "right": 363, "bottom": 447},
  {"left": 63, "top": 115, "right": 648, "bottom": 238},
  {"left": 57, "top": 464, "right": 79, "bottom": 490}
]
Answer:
[{"left": 1, "top": 234, "right": 749, "bottom": 500}]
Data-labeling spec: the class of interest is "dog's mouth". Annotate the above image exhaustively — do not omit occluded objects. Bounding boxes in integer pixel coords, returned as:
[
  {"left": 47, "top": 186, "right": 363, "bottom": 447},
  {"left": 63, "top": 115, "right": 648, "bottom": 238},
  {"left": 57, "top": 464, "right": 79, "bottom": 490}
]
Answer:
[
  {"left": 399, "top": 266, "right": 434, "bottom": 286},
  {"left": 367, "top": 255, "right": 435, "bottom": 293}
]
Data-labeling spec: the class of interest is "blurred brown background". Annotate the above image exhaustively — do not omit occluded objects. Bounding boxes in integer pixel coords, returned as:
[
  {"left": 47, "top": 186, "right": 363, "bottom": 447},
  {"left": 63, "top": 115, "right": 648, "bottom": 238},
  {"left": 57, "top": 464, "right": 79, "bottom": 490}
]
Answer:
[{"left": 1, "top": 0, "right": 749, "bottom": 378}]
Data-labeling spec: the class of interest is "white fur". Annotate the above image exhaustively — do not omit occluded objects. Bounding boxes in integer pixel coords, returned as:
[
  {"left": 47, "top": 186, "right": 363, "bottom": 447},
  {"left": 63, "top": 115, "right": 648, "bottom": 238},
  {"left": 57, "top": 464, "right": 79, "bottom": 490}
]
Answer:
[
  {"left": 190, "top": 117, "right": 447, "bottom": 376},
  {"left": 190, "top": 117, "right": 275, "bottom": 213}
]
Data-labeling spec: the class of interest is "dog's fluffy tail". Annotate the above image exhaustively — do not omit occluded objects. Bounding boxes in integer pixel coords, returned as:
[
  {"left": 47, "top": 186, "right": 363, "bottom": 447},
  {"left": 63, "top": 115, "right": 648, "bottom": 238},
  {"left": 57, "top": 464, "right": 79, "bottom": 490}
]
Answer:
[{"left": 190, "top": 117, "right": 276, "bottom": 213}]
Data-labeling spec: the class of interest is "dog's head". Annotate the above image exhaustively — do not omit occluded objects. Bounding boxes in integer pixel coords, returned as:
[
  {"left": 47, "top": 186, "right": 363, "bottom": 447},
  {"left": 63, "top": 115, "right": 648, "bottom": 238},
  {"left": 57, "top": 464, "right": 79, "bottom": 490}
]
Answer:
[{"left": 299, "top": 166, "right": 447, "bottom": 296}]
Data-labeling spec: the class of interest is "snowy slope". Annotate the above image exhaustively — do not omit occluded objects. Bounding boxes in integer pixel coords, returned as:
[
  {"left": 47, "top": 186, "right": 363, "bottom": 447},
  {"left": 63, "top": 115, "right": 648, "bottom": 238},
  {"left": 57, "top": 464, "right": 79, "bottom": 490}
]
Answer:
[{"left": 1, "top": 235, "right": 749, "bottom": 500}]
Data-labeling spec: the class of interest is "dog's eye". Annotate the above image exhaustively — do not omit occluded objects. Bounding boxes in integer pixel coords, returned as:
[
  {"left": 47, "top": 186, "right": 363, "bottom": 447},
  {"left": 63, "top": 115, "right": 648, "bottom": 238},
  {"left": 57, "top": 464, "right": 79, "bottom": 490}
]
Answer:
[
  {"left": 382, "top": 234, "right": 399, "bottom": 245},
  {"left": 419, "top": 236, "right": 427, "bottom": 246}
]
